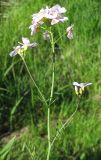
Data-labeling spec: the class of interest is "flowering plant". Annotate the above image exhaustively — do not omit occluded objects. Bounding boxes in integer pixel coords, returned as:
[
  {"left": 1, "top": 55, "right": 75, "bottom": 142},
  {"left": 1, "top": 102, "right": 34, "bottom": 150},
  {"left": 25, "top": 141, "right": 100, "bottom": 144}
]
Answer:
[{"left": 9, "top": 4, "right": 92, "bottom": 160}]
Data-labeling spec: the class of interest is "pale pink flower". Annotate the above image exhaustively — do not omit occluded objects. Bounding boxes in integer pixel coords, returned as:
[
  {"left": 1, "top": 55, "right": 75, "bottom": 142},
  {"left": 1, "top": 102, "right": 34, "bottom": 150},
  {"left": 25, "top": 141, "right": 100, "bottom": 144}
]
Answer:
[
  {"left": 9, "top": 46, "right": 21, "bottom": 57},
  {"left": 43, "top": 31, "right": 50, "bottom": 40},
  {"left": 21, "top": 37, "right": 37, "bottom": 48},
  {"left": 51, "top": 5, "right": 66, "bottom": 14},
  {"left": 66, "top": 25, "right": 73, "bottom": 39},
  {"left": 9, "top": 37, "right": 37, "bottom": 57},
  {"left": 29, "top": 7, "right": 49, "bottom": 35},
  {"left": 29, "top": 25, "right": 38, "bottom": 35},
  {"left": 46, "top": 5, "right": 68, "bottom": 25}
]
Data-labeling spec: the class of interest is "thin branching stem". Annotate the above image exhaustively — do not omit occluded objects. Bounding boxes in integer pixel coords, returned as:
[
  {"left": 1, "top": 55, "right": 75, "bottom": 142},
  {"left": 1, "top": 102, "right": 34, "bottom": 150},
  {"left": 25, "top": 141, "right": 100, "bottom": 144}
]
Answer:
[
  {"left": 20, "top": 55, "right": 47, "bottom": 106},
  {"left": 50, "top": 97, "right": 80, "bottom": 149},
  {"left": 47, "top": 31, "right": 55, "bottom": 160}
]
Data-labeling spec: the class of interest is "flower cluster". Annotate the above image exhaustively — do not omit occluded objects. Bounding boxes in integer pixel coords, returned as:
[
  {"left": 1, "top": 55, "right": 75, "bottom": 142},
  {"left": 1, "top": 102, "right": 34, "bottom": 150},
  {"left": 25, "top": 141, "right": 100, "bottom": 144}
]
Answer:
[
  {"left": 9, "top": 5, "right": 74, "bottom": 57},
  {"left": 29, "top": 4, "right": 68, "bottom": 35},
  {"left": 9, "top": 37, "right": 37, "bottom": 57}
]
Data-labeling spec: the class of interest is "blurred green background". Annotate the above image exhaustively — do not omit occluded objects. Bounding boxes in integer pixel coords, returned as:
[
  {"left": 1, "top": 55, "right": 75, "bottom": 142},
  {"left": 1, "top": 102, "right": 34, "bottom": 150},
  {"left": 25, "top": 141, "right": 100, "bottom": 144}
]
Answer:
[{"left": 0, "top": 0, "right": 101, "bottom": 159}]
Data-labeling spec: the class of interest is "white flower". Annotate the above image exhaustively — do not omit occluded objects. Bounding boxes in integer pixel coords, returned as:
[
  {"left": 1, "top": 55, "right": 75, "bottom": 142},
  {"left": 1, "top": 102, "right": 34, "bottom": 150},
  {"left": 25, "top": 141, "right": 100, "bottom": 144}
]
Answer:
[
  {"left": 21, "top": 37, "right": 37, "bottom": 48},
  {"left": 45, "top": 5, "right": 68, "bottom": 25},
  {"left": 9, "top": 37, "right": 37, "bottom": 57},
  {"left": 73, "top": 82, "right": 92, "bottom": 95},
  {"left": 9, "top": 45, "right": 21, "bottom": 57}
]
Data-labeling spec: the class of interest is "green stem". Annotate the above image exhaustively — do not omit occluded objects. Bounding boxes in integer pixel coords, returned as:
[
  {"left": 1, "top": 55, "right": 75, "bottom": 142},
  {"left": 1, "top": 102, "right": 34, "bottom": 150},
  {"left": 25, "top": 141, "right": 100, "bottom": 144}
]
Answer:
[
  {"left": 49, "top": 31, "right": 55, "bottom": 104},
  {"left": 49, "top": 62, "right": 55, "bottom": 104},
  {"left": 47, "top": 107, "right": 51, "bottom": 160},
  {"left": 47, "top": 31, "right": 55, "bottom": 160},
  {"left": 54, "top": 32, "right": 66, "bottom": 44},
  {"left": 20, "top": 55, "right": 47, "bottom": 106},
  {"left": 50, "top": 97, "right": 80, "bottom": 149}
]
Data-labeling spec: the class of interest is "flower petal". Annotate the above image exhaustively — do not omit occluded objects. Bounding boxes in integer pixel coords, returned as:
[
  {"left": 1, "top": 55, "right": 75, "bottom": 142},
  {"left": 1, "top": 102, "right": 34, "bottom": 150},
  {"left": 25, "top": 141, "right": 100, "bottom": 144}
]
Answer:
[
  {"left": 9, "top": 51, "right": 17, "bottom": 57},
  {"left": 22, "top": 37, "right": 30, "bottom": 44}
]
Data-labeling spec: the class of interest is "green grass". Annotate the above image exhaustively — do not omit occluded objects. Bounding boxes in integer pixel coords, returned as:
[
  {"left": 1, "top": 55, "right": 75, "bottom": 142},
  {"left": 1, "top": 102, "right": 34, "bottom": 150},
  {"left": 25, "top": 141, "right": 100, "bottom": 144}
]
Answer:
[{"left": 0, "top": 0, "right": 101, "bottom": 159}]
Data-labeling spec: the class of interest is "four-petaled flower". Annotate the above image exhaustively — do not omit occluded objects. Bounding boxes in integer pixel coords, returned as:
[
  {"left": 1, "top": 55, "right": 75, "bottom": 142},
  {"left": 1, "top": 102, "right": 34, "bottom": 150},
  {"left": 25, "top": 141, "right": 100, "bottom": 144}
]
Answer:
[
  {"left": 45, "top": 5, "right": 68, "bottom": 25},
  {"left": 73, "top": 82, "right": 92, "bottom": 95},
  {"left": 9, "top": 37, "right": 37, "bottom": 57}
]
